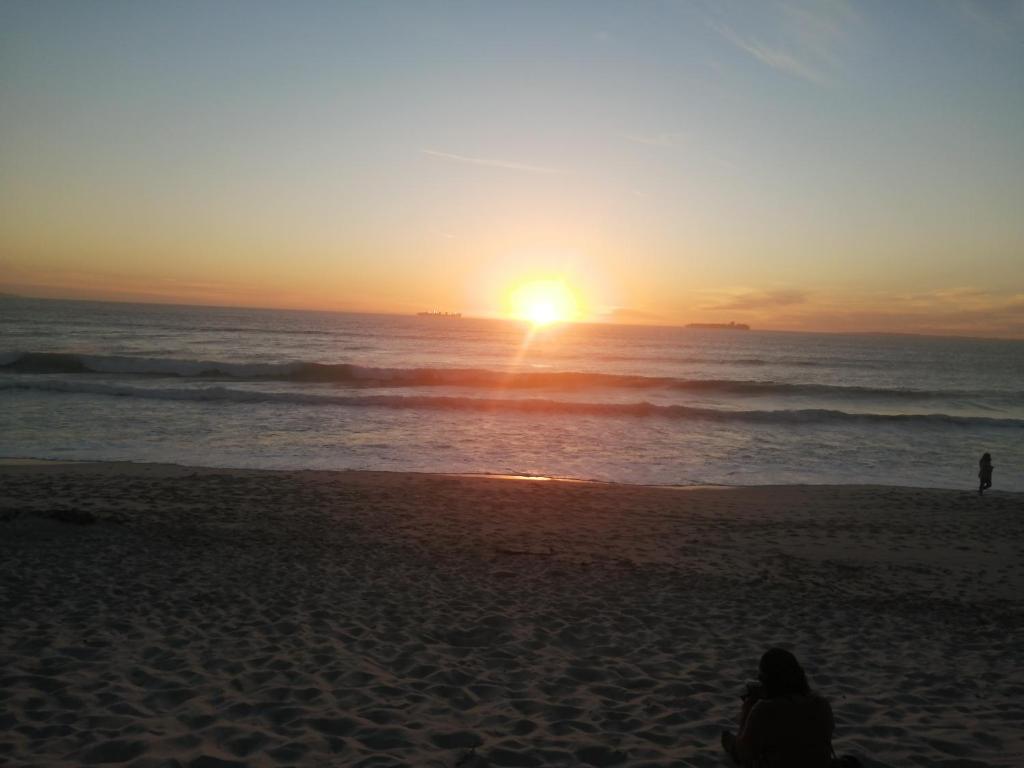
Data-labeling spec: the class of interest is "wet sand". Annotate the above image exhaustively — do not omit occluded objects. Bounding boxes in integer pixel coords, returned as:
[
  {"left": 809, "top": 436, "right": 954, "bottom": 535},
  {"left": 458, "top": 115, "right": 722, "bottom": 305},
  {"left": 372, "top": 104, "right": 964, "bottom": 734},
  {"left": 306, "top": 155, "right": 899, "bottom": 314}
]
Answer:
[{"left": 1, "top": 461, "right": 1021, "bottom": 767}]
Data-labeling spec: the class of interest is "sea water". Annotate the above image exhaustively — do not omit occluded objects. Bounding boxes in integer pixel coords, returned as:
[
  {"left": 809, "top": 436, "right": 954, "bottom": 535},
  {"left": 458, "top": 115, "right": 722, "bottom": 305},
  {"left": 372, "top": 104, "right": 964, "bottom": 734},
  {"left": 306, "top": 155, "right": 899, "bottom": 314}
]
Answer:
[{"left": 2, "top": 297, "right": 1022, "bottom": 490}]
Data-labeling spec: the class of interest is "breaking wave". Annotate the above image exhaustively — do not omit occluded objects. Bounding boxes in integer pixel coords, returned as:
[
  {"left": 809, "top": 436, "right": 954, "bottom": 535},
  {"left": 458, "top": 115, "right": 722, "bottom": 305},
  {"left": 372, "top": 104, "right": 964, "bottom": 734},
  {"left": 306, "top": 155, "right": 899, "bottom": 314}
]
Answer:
[
  {"left": 0, "top": 351, "right": 1008, "bottom": 402},
  {"left": 3, "top": 379, "right": 1022, "bottom": 429}
]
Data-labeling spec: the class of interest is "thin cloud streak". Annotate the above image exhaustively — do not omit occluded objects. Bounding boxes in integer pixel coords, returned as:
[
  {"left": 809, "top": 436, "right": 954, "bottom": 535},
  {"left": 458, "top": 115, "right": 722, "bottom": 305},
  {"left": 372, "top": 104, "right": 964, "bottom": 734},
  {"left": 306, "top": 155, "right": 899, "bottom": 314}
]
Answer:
[
  {"left": 720, "top": 287, "right": 1024, "bottom": 337},
  {"left": 602, "top": 307, "right": 665, "bottom": 323},
  {"left": 955, "top": 0, "right": 1024, "bottom": 42},
  {"left": 781, "top": 0, "right": 856, "bottom": 63},
  {"left": 709, "top": 20, "right": 827, "bottom": 84},
  {"left": 421, "top": 149, "right": 564, "bottom": 175},
  {"left": 706, "top": 288, "right": 809, "bottom": 311},
  {"left": 624, "top": 132, "right": 686, "bottom": 147}
]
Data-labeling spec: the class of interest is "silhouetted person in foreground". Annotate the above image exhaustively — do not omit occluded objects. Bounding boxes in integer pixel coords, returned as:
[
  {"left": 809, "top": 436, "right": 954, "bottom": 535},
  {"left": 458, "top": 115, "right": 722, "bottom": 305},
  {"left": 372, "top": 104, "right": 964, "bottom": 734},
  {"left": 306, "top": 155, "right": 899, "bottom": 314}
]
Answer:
[
  {"left": 721, "top": 648, "right": 836, "bottom": 768},
  {"left": 978, "top": 452, "right": 993, "bottom": 495}
]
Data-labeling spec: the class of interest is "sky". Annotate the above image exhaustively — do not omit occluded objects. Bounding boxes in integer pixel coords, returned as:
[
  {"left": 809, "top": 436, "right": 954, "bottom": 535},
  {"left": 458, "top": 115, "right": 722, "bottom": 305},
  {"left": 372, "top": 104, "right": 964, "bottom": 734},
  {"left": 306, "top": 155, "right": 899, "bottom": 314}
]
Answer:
[{"left": 1, "top": 0, "right": 1022, "bottom": 336}]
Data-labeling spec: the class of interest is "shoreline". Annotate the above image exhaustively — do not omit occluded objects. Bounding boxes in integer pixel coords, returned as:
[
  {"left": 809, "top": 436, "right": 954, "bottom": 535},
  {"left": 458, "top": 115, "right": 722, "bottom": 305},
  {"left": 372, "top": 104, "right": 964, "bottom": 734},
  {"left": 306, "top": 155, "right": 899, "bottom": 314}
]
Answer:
[
  {"left": 1, "top": 455, "right": 1011, "bottom": 496},
  {"left": 2, "top": 459, "right": 1021, "bottom": 767}
]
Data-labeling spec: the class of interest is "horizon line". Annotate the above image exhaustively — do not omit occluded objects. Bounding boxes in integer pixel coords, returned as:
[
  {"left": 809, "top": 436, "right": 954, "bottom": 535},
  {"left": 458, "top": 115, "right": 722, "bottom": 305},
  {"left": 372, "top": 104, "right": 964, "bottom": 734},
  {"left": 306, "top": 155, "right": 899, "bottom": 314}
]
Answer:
[{"left": 2, "top": 291, "right": 1020, "bottom": 342}]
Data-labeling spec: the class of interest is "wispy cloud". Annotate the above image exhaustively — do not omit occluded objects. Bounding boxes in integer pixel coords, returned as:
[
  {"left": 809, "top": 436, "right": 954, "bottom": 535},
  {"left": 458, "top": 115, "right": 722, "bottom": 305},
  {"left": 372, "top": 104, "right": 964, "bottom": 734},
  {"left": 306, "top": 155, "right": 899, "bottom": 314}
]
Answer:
[
  {"left": 782, "top": 1, "right": 855, "bottom": 58},
  {"left": 955, "top": 0, "right": 1024, "bottom": 42},
  {"left": 794, "top": 290, "right": 1024, "bottom": 337},
  {"left": 625, "top": 131, "right": 686, "bottom": 148},
  {"left": 708, "top": 1, "right": 857, "bottom": 85},
  {"left": 421, "top": 149, "right": 563, "bottom": 175},
  {"left": 709, "top": 20, "right": 826, "bottom": 84},
  {"left": 602, "top": 307, "right": 665, "bottom": 324},
  {"left": 742, "top": 287, "right": 1024, "bottom": 337},
  {"left": 706, "top": 288, "right": 808, "bottom": 311}
]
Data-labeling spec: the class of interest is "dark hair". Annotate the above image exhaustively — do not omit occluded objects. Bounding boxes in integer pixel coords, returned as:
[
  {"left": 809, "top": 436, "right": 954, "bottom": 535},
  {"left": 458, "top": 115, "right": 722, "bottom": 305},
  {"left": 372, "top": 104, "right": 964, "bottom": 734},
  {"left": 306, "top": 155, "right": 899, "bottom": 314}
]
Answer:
[
  {"left": 758, "top": 648, "right": 810, "bottom": 698},
  {"left": 981, "top": 453, "right": 991, "bottom": 462}
]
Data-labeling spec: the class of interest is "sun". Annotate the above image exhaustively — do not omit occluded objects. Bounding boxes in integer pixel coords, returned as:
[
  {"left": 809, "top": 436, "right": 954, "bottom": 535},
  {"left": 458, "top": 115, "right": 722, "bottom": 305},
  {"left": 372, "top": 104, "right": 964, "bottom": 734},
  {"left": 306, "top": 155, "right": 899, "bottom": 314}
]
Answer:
[{"left": 507, "top": 279, "right": 579, "bottom": 326}]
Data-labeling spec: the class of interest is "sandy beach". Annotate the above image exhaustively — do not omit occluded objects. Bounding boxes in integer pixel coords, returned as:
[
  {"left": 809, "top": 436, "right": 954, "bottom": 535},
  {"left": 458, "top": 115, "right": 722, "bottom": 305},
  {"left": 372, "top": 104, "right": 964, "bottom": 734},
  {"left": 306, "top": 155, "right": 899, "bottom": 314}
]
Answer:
[{"left": 1, "top": 461, "right": 1021, "bottom": 768}]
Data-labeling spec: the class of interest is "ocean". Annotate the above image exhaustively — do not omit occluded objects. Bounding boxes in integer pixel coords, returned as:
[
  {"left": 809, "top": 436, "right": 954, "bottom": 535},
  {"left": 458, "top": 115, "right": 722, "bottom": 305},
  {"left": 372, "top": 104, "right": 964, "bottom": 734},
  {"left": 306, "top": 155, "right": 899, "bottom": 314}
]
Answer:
[{"left": 2, "top": 296, "right": 1022, "bottom": 490}]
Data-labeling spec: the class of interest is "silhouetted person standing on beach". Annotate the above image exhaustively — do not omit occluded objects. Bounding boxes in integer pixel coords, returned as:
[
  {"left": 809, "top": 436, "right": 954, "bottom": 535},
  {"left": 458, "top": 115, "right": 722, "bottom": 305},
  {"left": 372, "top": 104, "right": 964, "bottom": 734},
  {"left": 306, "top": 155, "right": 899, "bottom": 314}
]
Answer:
[
  {"left": 978, "top": 452, "right": 993, "bottom": 495},
  {"left": 721, "top": 648, "right": 835, "bottom": 768}
]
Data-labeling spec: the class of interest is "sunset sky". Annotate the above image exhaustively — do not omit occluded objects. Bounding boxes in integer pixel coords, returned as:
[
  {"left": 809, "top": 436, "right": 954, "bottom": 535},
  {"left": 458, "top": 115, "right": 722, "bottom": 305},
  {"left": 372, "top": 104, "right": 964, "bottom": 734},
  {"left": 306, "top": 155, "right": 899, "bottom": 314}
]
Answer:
[{"left": 1, "top": 1, "right": 1022, "bottom": 336}]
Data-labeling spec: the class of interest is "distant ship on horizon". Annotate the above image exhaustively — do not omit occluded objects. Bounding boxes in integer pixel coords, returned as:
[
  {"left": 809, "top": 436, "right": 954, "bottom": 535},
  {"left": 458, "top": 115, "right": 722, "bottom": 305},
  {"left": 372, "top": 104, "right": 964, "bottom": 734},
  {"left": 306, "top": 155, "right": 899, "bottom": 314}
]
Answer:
[
  {"left": 685, "top": 321, "right": 750, "bottom": 330},
  {"left": 417, "top": 311, "right": 462, "bottom": 318}
]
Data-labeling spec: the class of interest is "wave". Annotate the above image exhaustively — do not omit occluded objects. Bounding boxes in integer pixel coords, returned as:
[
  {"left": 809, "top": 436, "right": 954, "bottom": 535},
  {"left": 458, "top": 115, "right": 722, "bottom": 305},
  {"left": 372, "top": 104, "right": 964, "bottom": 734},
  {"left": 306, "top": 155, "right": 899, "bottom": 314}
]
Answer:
[
  {"left": 4, "top": 379, "right": 1022, "bottom": 429},
  {"left": 0, "top": 351, "right": 1009, "bottom": 402},
  {"left": 573, "top": 353, "right": 837, "bottom": 367}
]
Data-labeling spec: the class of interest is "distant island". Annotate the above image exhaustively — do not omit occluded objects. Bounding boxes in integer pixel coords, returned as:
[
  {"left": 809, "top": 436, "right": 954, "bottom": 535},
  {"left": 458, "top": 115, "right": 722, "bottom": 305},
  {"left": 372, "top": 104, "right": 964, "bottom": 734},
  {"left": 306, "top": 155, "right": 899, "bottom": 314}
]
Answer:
[
  {"left": 417, "top": 311, "right": 462, "bottom": 318},
  {"left": 686, "top": 321, "right": 750, "bottom": 330}
]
